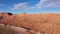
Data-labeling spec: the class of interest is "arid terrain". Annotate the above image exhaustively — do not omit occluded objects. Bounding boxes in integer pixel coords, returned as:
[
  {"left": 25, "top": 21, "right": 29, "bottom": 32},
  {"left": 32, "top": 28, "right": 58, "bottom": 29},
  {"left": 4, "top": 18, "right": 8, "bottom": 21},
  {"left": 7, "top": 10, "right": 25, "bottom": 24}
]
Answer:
[{"left": 0, "top": 12, "right": 60, "bottom": 34}]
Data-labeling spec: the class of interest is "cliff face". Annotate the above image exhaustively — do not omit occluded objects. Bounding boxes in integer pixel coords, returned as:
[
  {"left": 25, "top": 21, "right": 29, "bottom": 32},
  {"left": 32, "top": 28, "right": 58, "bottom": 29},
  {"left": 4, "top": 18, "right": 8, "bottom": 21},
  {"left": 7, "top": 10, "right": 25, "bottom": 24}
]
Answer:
[{"left": 0, "top": 12, "right": 60, "bottom": 34}]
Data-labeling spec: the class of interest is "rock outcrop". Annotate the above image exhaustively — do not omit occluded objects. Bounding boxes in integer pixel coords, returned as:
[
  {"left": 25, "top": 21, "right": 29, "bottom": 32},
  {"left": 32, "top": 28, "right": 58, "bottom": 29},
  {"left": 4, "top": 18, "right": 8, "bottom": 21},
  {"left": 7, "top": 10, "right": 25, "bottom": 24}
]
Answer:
[
  {"left": 0, "top": 23, "right": 31, "bottom": 34},
  {"left": 0, "top": 12, "right": 60, "bottom": 34}
]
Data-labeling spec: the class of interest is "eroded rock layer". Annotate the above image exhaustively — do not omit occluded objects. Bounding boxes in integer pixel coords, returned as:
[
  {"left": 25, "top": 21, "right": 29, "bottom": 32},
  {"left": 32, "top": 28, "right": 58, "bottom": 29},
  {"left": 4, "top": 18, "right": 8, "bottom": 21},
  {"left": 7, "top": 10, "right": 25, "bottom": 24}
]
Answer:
[{"left": 0, "top": 12, "right": 60, "bottom": 34}]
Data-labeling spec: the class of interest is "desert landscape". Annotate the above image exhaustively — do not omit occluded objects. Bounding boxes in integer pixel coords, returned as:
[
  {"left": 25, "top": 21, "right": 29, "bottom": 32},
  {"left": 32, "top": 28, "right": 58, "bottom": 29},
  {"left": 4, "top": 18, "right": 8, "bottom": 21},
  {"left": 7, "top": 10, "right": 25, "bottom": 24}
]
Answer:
[
  {"left": 0, "top": 0, "right": 60, "bottom": 34},
  {"left": 0, "top": 12, "right": 60, "bottom": 34}
]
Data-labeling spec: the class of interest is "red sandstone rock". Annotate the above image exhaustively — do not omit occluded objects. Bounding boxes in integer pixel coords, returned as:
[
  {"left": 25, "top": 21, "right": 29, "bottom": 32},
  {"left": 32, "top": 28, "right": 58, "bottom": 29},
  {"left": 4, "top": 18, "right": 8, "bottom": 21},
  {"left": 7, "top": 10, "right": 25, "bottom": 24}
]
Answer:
[
  {"left": 0, "top": 23, "right": 31, "bottom": 34},
  {"left": 0, "top": 12, "right": 60, "bottom": 34}
]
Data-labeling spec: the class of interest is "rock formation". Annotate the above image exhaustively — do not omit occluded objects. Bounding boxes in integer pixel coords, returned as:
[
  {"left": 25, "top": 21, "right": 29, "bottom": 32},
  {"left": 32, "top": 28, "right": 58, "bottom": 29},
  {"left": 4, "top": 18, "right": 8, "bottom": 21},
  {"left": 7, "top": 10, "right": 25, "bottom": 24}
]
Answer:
[
  {"left": 0, "top": 12, "right": 60, "bottom": 34},
  {"left": 0, "top": 23, "right": 31, "bottom": 34}
]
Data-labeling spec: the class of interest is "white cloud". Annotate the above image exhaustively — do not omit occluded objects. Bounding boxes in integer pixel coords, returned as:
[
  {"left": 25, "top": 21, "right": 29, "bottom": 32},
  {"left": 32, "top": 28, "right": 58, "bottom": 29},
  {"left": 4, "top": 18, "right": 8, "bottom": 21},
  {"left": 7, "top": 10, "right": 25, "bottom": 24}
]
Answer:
[
  {"left": 11, "top": 0, "right": 60, "bottom": 10},
  {"left": 35, "top": 0, "right": 60, "bottom": 8},
  {"left": 11, "top": 2, "right": 35, "bottom": 10},
  {"left": 0, "top": 4, "right": 5, "bottom": 6},
  {"left": 12, "top": 2, "right": 27, "bottom": 10}
]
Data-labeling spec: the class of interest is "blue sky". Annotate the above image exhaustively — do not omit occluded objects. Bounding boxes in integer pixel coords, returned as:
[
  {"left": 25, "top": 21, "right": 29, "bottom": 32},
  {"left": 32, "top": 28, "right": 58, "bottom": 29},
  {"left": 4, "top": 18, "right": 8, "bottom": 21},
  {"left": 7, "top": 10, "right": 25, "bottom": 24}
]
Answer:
[{"left": 0, "top": 0, "right": 60, "bottom": 14}]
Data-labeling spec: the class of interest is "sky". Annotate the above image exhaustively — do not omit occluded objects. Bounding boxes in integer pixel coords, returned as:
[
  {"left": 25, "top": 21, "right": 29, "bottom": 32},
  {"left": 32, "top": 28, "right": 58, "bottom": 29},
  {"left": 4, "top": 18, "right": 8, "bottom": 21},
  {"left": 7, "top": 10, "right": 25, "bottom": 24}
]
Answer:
[{"left": 0, "top": 0, "right": 60, "bottom": 14}]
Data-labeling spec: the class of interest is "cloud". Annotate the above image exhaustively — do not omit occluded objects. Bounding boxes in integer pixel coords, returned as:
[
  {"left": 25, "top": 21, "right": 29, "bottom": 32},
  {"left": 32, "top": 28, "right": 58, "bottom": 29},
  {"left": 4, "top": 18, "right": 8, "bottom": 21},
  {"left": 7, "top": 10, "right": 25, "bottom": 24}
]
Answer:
[
  {"left": 11, "top": 2, "right": 35, "bottom": 10},
  {"left": 11, "top": 2, "right": 27, "bottom": 10},
  {"left": 0, "top": 4, "right": 5, "bottom": 6},
  {"left": 11, "top": 0, "right": 60, "bottom": 10},
  {"left": 35, "top": 0, "right": 60, "bottom": 8}
]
